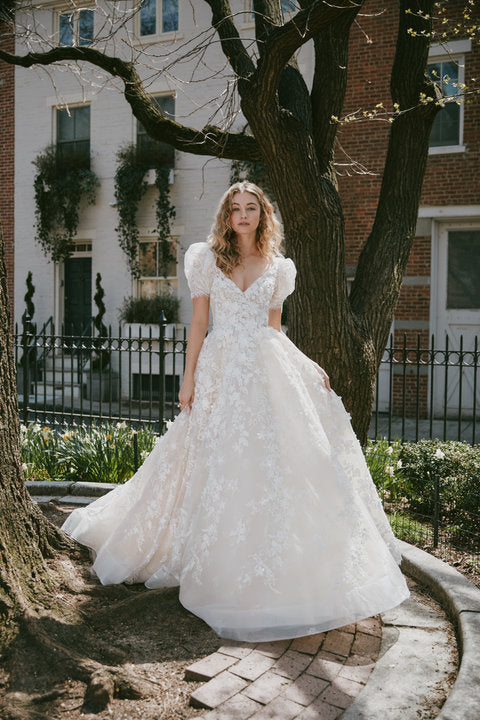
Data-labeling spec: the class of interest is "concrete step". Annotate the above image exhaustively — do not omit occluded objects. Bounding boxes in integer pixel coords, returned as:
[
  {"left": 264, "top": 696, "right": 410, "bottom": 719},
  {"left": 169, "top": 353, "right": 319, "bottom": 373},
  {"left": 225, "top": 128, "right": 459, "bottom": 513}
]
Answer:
[
  {"left": 31, "top": 384, "right": 83, "bottom": 402},
  {"left": 44, "top": 370, "right": 82, "bottom": 384},
  {"left": 45, "top": 356, "right": 82, "bottom": 372}
]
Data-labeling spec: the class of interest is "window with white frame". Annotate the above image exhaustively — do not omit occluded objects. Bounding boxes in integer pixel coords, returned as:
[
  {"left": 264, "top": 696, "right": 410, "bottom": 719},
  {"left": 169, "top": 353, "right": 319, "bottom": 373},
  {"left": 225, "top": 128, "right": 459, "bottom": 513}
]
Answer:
[
  {"left": 139, "top": 0, "right": 178, "bottom": 37},
  {"left": 56, "top": 105, "right": 90, "bottom": 165},
  {"left": 428, "top": 40, "right": 470, "bottom": 152},
  {"left": 59, "top": 8, "right": 94, "bottom": 46},
  {"left": 137, "top": 238, "right": 178, "bottom": 298},
  {"left": 447, "top": 230, "right": 480, "bottom": 309},
  {"left": 136, "top": 94, "right": 175, "bottom": 168}
]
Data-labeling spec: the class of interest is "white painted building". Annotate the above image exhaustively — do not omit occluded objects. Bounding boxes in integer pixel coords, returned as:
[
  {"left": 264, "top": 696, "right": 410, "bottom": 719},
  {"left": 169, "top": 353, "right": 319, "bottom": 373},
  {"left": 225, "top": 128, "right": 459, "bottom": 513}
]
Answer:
[{"left": 11, "top": 1, "right": 480, "bottom": 421}]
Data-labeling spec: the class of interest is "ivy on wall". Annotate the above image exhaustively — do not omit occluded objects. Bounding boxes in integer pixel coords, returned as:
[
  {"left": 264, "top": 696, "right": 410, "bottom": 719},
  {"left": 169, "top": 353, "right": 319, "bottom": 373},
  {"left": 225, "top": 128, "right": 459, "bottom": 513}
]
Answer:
[
  {"left": 114, "top": 143, "right": 176, "bottom": 278},
  {"left": 33, "top": 146, "right": 99, "bottom": 262}
]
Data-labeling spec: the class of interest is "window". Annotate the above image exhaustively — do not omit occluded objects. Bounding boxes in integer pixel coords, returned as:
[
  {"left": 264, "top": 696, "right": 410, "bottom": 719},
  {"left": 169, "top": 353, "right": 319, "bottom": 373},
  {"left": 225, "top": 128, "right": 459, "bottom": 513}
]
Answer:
[
  {"left": 137, "top": 94, "right": 175, "bottom": 167},
  {"left": 447, "top": 231, "right": 480, "bottom": 309},
  {"left": 138, "top": 238, "right": 177, "bottom": 298},
  {"left": 133, "top": 373, "right": 180, "bottom": 402},
  {"left": 428, "top": 59, "right": 461, "bottom": 147},
  {"left": 428, "top": 40, "right": 470, "bottom": 152},
  {"left": 56, "top": 105, "right": 90, "bottom": 165},
  {"left": 59, "top": 9, "right": 94, "bottom": 46},
  {"left": 139, "top": 0, "right": 178, "bottom": 37}
]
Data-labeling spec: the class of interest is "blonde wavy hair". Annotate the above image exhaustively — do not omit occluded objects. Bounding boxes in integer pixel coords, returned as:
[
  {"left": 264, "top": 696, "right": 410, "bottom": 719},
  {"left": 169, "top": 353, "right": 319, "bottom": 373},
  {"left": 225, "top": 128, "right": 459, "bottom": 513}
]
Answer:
[{"left": 208, "top": 181, "right": 283, "bottom": 275}]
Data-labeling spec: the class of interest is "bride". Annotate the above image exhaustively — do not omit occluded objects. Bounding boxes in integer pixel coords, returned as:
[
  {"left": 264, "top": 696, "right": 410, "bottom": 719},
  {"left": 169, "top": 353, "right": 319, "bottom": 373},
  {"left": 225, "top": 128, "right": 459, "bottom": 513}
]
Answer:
[{"left": 62, "top": 181, "right": 409, "bottom": 642}]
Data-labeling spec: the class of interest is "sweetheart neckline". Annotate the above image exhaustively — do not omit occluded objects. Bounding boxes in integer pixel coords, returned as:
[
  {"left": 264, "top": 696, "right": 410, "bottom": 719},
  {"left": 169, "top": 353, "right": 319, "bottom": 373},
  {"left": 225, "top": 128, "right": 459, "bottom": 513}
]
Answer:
[{"left": 215, "top": 261, "right": 273, "bottom": 294}]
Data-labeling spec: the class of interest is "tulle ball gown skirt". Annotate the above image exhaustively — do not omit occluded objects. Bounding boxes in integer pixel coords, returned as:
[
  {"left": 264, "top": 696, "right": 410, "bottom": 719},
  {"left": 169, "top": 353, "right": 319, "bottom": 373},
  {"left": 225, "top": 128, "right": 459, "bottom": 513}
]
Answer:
[{"left": 62, "top": 325, "right": 409, "bottom": 642}]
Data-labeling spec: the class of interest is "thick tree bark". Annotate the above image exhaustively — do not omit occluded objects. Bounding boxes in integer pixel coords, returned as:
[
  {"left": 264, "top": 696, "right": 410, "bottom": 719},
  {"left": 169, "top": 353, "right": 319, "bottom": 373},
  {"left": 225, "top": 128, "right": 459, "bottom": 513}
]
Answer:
[{"left": 0, "top": 222, "right": 72, "bottom": 646}]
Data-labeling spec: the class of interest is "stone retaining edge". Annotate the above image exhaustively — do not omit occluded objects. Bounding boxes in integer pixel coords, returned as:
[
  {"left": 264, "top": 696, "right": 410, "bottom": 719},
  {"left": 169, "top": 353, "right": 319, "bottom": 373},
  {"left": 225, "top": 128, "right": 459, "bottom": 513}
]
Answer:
[
  {"left": 399, "top": 540, "right": 480, "bottom": 720},
  {"left": 25, "top": 480, "right": 119, "bottom": 497}
]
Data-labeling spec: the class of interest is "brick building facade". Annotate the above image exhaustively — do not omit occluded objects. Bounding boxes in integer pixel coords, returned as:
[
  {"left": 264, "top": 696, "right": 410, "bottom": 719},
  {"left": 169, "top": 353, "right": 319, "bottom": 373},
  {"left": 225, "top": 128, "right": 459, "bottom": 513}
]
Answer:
[
  {"left": 0, "top": 22, "right": 15, "bottom": 325},
  {"left": 337, "top": 1, "right": 480, "bottom": 416}
]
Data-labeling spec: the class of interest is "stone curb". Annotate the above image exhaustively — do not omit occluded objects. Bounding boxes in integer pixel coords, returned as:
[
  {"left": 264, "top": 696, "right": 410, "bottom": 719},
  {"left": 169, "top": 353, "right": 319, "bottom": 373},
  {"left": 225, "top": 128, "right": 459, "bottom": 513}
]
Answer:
[
  {"left": 399, "top": 540, "right": 480, "bottom": 720},
  {"left": 26, "top": 480, "right": 119, "bottom": 505}
]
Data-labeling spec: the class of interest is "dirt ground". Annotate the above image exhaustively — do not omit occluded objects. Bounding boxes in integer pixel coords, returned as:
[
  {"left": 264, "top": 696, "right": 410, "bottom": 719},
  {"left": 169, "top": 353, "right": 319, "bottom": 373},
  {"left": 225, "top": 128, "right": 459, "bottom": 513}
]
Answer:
[{"left": 0, "top": 502, "right": 221, "bottom": 720}]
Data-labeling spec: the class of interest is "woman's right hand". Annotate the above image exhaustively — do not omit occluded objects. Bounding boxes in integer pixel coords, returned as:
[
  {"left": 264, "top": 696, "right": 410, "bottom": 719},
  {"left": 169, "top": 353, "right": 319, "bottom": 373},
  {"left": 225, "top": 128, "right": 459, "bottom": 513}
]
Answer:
[{"left": 178, "top": 376, "right": 195, "bottom": 411}]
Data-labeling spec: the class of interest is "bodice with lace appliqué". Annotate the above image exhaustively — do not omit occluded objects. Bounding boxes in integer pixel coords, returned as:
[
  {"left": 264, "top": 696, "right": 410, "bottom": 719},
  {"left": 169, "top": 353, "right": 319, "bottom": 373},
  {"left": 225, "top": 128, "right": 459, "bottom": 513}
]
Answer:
[{"left": 184, "top": 242, "right": 296, "bottom": 341}]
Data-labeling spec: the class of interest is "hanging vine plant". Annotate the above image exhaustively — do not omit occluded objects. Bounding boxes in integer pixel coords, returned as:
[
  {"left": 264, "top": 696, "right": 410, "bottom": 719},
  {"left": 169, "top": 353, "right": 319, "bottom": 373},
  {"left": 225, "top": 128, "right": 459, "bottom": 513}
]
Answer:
[
  {"left": 33, "top": 145, "right": 99, "bottom": 262},
  {"left": 114, "top": 143, "right": 176, "bottom": 278}
]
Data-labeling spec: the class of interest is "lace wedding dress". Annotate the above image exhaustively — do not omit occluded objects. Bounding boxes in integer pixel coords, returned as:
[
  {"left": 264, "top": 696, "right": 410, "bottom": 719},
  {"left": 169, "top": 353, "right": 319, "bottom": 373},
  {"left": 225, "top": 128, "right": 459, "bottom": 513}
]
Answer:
[{"left": 62, "top": 242, "right": 409, "bottom": 641}]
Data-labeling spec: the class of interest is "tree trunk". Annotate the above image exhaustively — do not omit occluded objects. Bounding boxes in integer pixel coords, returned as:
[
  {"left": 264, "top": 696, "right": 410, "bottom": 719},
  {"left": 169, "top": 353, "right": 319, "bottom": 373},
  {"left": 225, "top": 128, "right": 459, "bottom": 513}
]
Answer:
[{"left": 0, "top": 222, "right": 71, "bottom": 647}]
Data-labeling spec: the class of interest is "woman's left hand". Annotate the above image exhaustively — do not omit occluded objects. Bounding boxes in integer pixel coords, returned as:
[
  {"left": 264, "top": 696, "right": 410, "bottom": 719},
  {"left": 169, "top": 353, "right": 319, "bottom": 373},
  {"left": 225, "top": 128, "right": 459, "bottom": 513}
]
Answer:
[{"left": 312, "top": 362, "right": 332, "bottom": 392}]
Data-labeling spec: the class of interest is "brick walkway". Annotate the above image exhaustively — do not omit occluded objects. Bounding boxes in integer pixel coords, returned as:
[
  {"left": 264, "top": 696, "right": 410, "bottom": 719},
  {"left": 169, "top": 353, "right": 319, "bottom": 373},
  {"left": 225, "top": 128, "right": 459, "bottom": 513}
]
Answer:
[{"left": 185, "top": 617, "right": 382, "bottom": 719}]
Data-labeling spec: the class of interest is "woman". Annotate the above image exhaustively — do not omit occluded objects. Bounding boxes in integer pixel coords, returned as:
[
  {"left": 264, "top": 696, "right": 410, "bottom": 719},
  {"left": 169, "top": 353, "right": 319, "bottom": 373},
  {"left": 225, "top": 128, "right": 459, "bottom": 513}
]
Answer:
[{"left": 62, "top": 181, "right": 409, "bottom": 642}]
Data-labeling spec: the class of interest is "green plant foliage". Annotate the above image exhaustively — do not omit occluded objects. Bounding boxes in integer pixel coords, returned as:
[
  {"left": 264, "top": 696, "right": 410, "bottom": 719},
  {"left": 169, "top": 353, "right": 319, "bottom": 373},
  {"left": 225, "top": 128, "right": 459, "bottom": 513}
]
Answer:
[
  {"left": 399, "top": 439, "right": 480, "bottom": 535},
  {"left": 92, "top": 272, "right": 111, "bottom": 371},
  {"left": 21, "top": 272, "right": 36, "bottom": 370},
  {"left": 33, "top": 145, "right": 99, "bottom": 261},
  {"left": 24, "top": 271, "right": 35, "bottom": 320},
  {"left": 21, "top": 421, "right": 158, "bottom": 484},
  {"left": 114, "top": 143, "right": 176, "bottom": 278},
  {"left": 119, "top": 292, "right": 180, "bottom": 324},
  {"left": 364, "top": 437, "right": 404, "bottom": 502},
  {"left": 154, "top": 166, "right": 177, "bottom": 278},
  {"left": 21, "top": 424, "right": 67, "bottom": 479},
  {"left": 387, "top": 512, "right": 434, "bottom": 546}
]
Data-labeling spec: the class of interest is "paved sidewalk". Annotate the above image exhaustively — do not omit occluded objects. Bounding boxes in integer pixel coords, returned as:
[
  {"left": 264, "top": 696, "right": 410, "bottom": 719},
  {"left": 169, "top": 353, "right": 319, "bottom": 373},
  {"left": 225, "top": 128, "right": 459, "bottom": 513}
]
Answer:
[{"left": 184, "top": 579, "right": 455, "bottom": 719}]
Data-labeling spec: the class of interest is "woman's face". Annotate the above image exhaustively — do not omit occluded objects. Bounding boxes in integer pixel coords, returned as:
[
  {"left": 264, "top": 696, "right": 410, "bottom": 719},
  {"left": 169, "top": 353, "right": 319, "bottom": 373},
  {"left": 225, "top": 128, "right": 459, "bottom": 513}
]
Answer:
[{"left": 229, "top": 191, "right": 261, "bottom": 237}]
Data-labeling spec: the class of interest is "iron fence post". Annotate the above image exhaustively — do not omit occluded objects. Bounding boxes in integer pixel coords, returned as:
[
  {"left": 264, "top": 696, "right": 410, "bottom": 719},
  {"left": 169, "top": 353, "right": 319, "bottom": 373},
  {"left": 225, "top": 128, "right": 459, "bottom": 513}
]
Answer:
[
  {"left": 133, "top": 431, "right": 139, "bottom": 472},
  {"left": 21, "top": 312, "right": 31, "bottom": 426},
  {"left": 159, "top": 311, "right": 166, "bottom": 434},
  {"left": 433, "top": 475, "right": 440, "bottom": 549}
]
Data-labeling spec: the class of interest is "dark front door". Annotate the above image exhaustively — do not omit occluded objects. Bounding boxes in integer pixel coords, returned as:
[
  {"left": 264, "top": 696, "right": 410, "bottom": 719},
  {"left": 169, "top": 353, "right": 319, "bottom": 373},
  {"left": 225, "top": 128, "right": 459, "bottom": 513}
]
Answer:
[{"left": 64, "top": 257, "right": 92, "bottom": 333}]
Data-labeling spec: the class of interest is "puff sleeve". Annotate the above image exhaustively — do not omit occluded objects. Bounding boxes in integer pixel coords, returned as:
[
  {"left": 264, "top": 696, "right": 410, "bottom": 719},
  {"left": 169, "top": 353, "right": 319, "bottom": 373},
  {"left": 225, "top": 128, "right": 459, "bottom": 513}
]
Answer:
[
  {"left": 269, "top": 257, "right": 296, "bottom": 309},
  {"left": 184, "top": 242, "right": 215, "bottom": 298}
]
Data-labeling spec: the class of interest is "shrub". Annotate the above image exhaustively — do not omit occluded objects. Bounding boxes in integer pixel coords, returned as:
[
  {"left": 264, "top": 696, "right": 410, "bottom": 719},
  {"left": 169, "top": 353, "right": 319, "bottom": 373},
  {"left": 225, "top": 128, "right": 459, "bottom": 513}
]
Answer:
[
  {"left": 399, "top": 439, "right": 480, "bottom": 535},
  {"left": 119, "top": 293, "right": 180, "bottom": 324}
]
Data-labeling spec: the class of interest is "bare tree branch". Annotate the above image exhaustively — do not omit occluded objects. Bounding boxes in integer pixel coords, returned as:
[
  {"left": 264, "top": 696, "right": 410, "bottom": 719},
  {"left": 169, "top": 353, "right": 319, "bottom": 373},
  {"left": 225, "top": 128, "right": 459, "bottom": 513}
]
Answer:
[
  {"left": 202, "top": 0, "right": 256, "bottom": 78},
  {"left": 309, "top": 3, "right": 364, "bottom": 176},
  {"left": 247, "top": 0, "right": 362, "bottom": 107},
  {"left": 252, "top": 0, "right": 283, "bottom": 58},
  {"left": 0, "top": 45, "right": 261, "bottom": 160}
]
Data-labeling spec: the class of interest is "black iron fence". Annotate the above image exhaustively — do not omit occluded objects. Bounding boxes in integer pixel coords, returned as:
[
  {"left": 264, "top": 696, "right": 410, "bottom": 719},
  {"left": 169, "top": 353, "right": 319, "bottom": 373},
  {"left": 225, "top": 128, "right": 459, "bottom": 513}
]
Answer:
[
  {"left": 378, "top": 473, "right": 480, "bottom": 577},
  {"left": 372, "top": 333, "right": 480, "bottom": 444},
  {"left": 16, "top": 319, "right": 480, "bottom": 443},
  {"left": 18, "top": 321, "right": 480, "bottom": 573},
  {"left": 16, "top": 314, "right": 187, "bottom": 433}
]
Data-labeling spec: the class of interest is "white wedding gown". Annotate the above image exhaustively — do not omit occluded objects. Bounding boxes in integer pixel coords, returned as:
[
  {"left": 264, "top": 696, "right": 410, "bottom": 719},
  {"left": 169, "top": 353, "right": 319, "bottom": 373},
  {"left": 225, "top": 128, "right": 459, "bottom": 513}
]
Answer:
[{"left": 62, "top": 242, "right": 409, "bottom": 641}]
